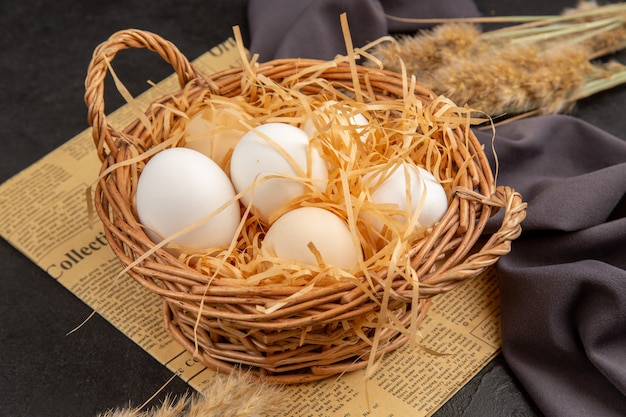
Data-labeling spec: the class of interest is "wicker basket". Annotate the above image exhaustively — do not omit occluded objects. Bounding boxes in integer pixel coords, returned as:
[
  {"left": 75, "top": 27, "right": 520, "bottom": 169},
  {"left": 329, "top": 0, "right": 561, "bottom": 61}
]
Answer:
[{"left": 84, "top": 29, "right": 526, "bottom": 384}]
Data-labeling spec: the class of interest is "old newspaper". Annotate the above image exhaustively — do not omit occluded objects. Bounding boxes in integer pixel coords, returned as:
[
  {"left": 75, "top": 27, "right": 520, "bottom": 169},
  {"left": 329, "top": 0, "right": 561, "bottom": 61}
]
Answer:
[{"left": 0, "top": 38, "right": 502, "bottom": 417}]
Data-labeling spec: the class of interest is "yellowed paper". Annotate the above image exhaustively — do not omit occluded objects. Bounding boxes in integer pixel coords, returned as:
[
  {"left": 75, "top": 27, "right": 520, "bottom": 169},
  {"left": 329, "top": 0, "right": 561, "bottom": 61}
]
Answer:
[{"left": 0, "top": 37, "right": 501, "bottom": 417}]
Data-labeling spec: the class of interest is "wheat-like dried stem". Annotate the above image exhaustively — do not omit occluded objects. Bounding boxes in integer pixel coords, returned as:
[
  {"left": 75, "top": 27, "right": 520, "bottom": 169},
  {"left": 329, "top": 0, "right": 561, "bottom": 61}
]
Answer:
[
  {"left": 95, "top": 371, "right": 286, "bottom": 417},
  {"left": 371, "top": 1, "right": 626, "bottom": 119}
]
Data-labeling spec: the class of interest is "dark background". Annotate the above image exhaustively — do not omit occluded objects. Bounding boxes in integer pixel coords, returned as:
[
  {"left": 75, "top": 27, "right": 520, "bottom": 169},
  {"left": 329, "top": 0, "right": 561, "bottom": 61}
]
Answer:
[{"left": 1, "top": 1, "right": 624, "bottom": 416}]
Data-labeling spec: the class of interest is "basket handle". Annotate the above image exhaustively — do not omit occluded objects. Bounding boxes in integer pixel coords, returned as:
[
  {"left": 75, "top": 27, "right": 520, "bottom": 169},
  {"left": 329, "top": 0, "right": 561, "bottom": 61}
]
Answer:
[
  {"left": 463, "top": 185, "right": 526, "bottom": 272},
  {"left": 422, "top": 185, "right": 527, "bottom": 291},
  {"left": 84, "top": 29, "right": 198, "bottom": 162}
]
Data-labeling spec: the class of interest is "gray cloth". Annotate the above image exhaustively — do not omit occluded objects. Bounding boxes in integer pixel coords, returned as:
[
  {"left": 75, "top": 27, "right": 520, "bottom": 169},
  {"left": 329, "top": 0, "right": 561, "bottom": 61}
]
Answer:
[
  {"left": 247, "top": 1, "right": 626, "bottom": 416},
  {"left": 247, "top": 0, "right": 480, "bottom": 61},
  {"left": 475, "top": 116, "right": 626, "bottom": 417}
]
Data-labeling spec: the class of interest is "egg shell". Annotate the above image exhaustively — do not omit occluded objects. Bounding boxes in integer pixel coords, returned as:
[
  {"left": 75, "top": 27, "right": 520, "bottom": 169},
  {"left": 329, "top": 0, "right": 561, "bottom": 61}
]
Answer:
[
  {"left": 414, "top": 166, "right": 449, "bottom": 226},
  {"left": 261, "top": 207, "right": 359, "bottom": 270},
  {"left": 184, "top": 107, "right": 248, "bottom": 170},
  {"left": 229, "top": 122, "right": 329, "bottom": 224},
  {"left": 301, "top": 100, "right": 369, "bottom": 144},
  {"left": 363, "top": 162, "right": 448, "bottom": 231},
  {"left": 135, "top": 147, "right": 241, "bottom": 251}
]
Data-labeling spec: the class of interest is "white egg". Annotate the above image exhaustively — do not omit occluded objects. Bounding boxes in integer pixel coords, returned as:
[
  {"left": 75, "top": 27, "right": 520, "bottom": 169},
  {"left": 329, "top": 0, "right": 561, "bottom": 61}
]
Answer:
[
  {"left": 261, "top": 207, "right": 359, "bottom": 270},
  {"left": 229, "top": 122, "right": 329, "bottom": 224},
  {"left": 136, "top": 147, "right": 241, "bottom": 251},
  {"left": 184, "top": 106, "right": 248, "bottom": 170},
  {"left": 301, "top": 100, "right": 369, "bottom": 144},
  {"left": 362, "top": 162, "right": 448, "bottom": 233}
]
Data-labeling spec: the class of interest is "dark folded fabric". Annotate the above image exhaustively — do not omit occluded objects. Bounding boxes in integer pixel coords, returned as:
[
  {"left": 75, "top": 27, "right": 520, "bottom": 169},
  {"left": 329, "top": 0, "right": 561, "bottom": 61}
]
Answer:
[
  {"left": 474, "top": 116, "right": 626, "bottom": 417},
  {"left": 246, "top": 1, "right": 626, "bottom": 416},
  {"left": 247, "top": 0, "right": 480, "bottom": 61}
]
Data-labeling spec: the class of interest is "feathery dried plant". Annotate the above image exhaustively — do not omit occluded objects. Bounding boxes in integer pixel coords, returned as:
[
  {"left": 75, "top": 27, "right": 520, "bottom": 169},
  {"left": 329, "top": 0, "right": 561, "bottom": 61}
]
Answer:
[
  {"left": 370, "top": 1, "right": 626, "bottom": 120},
  {"left": 95, "top": 371, "right": 286, "bottom": 417}
]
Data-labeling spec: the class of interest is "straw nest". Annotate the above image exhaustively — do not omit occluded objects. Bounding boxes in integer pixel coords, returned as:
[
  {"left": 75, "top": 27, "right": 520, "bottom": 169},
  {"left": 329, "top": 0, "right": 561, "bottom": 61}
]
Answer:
[{"left": 84, "top": 25, "right": 526, "bottom": 384}]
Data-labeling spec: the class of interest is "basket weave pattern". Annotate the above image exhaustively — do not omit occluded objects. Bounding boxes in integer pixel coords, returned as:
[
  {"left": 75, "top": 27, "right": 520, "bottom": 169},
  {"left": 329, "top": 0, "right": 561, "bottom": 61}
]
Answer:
[{"left": 85, "top": 30, "right": 526, "bottom": 384}]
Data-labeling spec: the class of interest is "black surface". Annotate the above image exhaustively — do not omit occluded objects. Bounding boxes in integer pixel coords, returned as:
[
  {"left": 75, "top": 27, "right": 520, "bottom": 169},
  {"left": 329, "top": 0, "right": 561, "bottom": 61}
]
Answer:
[{"left": 1, "top": 1, "right": 624, "bottom": 416}]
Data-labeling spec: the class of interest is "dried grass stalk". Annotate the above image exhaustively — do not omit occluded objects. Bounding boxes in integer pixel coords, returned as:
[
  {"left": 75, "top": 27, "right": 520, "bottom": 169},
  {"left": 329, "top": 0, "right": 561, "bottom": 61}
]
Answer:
[
  {"left": 96, "top": 370, "right": 286, "bottom": 417},
  {"left": 371, "top": 1, "right": 626, "bottom": 120}
]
